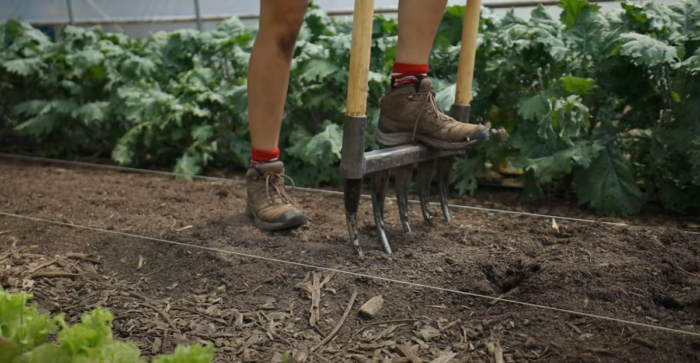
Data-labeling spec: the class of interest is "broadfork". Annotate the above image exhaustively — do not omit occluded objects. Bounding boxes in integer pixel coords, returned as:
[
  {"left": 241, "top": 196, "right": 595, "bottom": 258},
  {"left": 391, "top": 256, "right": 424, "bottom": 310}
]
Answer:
[{"left": 339, "top": 0, "right": 483, "bottom": 256}]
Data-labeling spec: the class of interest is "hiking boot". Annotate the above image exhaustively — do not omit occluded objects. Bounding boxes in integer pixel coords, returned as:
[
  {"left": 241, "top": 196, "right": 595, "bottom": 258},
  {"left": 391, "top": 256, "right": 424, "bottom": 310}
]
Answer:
[
  {"left": 245, "top": 161, "right": 307, "bottom": 231},
  {"left": 377, "top": 77, "right": 489, "bottom": 151}
]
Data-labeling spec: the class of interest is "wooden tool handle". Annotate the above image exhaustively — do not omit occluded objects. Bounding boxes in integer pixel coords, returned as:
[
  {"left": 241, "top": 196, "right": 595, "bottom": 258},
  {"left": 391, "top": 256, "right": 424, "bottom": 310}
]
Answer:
[
  {"left": 346, "top": 0, "right": 375, "bottom": 117},
  {"left": 455, "top": 0, "right": 482, "bottom": 106}
]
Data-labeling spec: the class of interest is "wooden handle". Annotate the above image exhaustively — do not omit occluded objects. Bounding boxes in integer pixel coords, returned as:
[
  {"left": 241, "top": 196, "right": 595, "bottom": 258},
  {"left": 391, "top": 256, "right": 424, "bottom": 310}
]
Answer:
[
  {"left": 346, "top": 0, "right": 375, "bottom": 117},
  {"left": 455, "top": 0, "right": 481, "bottom": 106}
]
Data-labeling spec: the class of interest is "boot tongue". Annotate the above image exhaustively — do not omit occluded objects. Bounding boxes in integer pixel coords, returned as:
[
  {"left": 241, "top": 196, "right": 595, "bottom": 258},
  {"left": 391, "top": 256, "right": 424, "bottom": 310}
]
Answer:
[
  {"left": 418, "top": 77, "right": 432, "bottom": 93},
  {"left": 254, "top": 161, "right": 284, "bottom": 175}
]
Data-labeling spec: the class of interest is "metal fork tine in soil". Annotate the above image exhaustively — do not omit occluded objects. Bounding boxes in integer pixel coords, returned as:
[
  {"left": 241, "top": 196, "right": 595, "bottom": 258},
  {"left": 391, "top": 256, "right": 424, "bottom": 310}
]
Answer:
[
  {"left": 437, "top": 157, "right": 453, "bottom": 223},
  {"left": 417, "top": 160, "right": 434, "bottom": 226},
  {"left": 370, "top": 170, "right": 391, "bottom": 254},
  {"left": 344, "top": 178, "right": 363, "bottom": 257},
  {"left": 338, "top": 0, "right": 481, "bottom": 253},
  {"left": 394, "top": 164, "right": 413, "bottom": 234}
]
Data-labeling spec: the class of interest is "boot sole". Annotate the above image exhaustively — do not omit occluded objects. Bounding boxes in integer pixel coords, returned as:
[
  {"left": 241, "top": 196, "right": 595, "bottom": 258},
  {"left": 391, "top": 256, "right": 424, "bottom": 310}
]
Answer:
[
  {"left": 245, "top": 206, "right": 307, "bottom": 232},
  {"left": 376, "top": 128, "right": 489, "bottom": 151}
]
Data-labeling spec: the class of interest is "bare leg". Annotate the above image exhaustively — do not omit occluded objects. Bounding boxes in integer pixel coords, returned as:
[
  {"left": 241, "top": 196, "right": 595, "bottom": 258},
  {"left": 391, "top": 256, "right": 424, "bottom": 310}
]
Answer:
[
  {"left": 395, "top": 0, "right": 449, "bottom": 64},
  {"left": 377, "top": 0, "right": 489, "bottom": 150},
  {"left": 245, "top": 0, "right": 309, "bottom": 232},
  {"left": 247, "top": 0, "right": 308, "bottom": 152}
]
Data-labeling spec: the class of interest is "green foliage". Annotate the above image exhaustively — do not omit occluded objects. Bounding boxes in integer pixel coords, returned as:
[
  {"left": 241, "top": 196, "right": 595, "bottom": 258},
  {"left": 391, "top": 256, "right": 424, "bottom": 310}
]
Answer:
[
  {"left": 464, "top": 0, "right": 700, "bottom": 216},
  {"left": 0, "top": 287, "right": 214, "bottom": 363},
  {"left": 573, "top": 144, "right": 645, "bottom": 216},
  {"left": 617, "top": 32, "right": 678, "bottom": 66},
  {"left": 1, "top": 0, "right": 699, "bottom": 217},
  {"left": 0, "top": 288, "right": 58, "bottom": 363},
  {"left": 285, "top": 121, "right": 344, "bottom": 186}
]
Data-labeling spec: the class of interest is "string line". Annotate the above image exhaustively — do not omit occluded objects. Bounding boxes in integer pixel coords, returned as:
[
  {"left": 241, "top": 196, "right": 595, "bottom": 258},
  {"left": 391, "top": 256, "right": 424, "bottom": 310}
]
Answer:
[
  {"left": 2, "top": 152, "right": 697, "bottom": 234},
  {"left": 1, "top": 211, "right": 698, "bottom": 338}
]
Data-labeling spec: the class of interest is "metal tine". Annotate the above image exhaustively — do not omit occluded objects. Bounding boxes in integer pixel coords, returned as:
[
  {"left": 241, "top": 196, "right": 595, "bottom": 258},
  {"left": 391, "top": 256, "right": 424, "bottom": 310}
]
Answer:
[
  {"left": 370, "top": 170, "right": 391, "bottom": 254},
  {"left": 417, "top": 160, "right": 434, "bottom": 226},
  {"left": 437, "top": 157, "right": 453, "bottom": 223},
  {"left": 344, "top": 178, "right": 364, "bottom": 256},
  {"left": 394, "top": 164, "right": 413, "bottom": 234},
  {"left": 339, "top": 0, "right": 374, "bottom": 256}
]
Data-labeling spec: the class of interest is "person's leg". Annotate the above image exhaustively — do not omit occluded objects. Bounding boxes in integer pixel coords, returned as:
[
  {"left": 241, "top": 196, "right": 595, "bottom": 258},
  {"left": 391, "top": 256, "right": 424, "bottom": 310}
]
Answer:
[
  {"left": 378, "top": 0, "right": 489, "bottom": 151},
  {"left": 391, "top": 0, "right": 449, "bottom": 86},
  {"left": 245, "top": 0, "right": 308, "bottom": 231},
  {"left": 248, "top": 0, "right": 308, "bottom": 157}
]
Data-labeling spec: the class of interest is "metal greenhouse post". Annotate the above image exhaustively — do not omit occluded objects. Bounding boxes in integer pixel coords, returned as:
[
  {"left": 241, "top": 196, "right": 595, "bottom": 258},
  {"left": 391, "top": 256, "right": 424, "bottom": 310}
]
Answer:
[
  {"left": 194, "top": 0, "right": 203, "bottom": 31},
  {"left": 65, "top": 0, "right": 75, "bottom": 25}
]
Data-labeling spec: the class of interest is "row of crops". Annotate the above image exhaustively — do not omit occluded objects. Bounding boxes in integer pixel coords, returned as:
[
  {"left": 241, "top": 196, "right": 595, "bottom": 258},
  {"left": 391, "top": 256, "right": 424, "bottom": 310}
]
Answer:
[{"left": 1, "top": 0, "right": 698, "bottom": 217}]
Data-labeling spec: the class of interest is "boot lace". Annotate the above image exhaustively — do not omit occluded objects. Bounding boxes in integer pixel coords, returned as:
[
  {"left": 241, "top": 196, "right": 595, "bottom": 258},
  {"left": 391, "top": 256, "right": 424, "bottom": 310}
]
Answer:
[
  {"left": 411, "top": 90, "right": 454, "bottom": 142},
  {"left": 263, "top": 171, "right": 298, "bottom": 207}
]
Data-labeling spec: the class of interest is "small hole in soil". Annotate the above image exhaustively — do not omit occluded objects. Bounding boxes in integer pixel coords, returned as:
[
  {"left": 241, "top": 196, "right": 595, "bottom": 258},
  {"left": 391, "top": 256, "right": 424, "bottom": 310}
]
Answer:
[
  {"left": 654, "top": 296, "right": 685, "bottom": 311},
  {"left": 481, "top": 261, "right": 541, "bottom": 294}
]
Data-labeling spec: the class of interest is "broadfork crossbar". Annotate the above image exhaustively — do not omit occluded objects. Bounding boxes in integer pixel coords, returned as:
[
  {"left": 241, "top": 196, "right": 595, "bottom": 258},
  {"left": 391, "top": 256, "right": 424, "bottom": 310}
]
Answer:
[{"left": 339, "top": 0, "right": 482, "bottom": 256}]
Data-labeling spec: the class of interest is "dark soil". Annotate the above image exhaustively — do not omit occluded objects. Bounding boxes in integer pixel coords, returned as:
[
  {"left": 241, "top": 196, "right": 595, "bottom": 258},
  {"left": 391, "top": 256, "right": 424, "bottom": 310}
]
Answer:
[{"left": 1, "top": 158, "right": 700, "bottom": 363}]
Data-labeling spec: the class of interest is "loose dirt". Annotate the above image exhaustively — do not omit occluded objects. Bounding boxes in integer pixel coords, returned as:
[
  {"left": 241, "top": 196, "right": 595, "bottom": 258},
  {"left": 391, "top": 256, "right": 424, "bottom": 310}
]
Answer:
[{"left": 1, "top": 159, "right": 700, "bottom": 362}]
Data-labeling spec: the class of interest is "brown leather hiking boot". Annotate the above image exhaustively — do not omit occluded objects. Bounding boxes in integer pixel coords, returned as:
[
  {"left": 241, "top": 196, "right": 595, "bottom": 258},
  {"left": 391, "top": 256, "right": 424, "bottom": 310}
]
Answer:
[
  {"left": 245, "top": 161, "right": 307, "bottom": 231},
  {"left": 377, "top": 78, "right": 489, "bottom": 151}
]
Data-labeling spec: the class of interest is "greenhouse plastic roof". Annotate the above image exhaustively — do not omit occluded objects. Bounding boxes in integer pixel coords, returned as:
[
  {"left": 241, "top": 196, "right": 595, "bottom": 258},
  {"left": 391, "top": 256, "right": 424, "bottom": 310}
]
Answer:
[{"left": 2, "top": 0, "right": 472, "bottom": 22}]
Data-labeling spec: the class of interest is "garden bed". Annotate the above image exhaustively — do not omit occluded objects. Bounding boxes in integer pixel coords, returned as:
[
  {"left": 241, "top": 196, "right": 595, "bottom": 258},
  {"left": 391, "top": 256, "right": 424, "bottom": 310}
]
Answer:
[{"left": 1, "top": 159, "right": 700, "bottom": 362}]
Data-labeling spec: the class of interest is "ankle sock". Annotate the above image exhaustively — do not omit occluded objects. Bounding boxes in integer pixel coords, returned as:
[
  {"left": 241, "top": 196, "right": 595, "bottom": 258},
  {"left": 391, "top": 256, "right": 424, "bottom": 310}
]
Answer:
[
  {"left": 391, "top": 62, "right": 428, "bottom": 90},
  {"left": 250, "top": 147, "right": 279, "bottom": 167}
]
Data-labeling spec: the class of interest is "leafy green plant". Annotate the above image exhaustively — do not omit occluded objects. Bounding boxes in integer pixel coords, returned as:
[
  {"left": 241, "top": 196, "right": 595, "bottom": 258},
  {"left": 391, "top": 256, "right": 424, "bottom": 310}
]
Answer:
[
  {"left": 0, "top": 287, "right": 215, "bottom": 363},
  {"left": 1, "top": 20, "right": 162, "bottom": 157},
  {"left": 454, "top": 0, "right": 700, "bottom": 216},
  {"left": 0, "top": 288, "right": 58, "bottom": 362}
]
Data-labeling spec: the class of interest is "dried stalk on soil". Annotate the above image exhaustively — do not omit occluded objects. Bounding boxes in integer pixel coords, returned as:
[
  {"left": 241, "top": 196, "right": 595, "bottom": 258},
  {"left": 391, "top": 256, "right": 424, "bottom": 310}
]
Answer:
[
  {"left": 296, "top": 271, "right": 336, "bottom": 328},
  {"left": 311, "top": 289, "right": 357, "bottom": 352},
  {"left": 142, "top": 302, "right": 181, "bottom": 335}
]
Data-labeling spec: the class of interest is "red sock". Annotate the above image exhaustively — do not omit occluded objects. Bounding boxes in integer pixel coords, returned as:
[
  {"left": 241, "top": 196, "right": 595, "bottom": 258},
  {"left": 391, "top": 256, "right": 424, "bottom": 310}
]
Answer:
[
  {"left": 391, "top": 62, "right": 428, "bottom": 90},
  {"left": 250, "top": 147, "right": 279, "bottom": 167}
]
